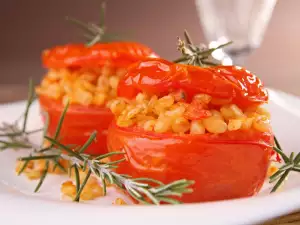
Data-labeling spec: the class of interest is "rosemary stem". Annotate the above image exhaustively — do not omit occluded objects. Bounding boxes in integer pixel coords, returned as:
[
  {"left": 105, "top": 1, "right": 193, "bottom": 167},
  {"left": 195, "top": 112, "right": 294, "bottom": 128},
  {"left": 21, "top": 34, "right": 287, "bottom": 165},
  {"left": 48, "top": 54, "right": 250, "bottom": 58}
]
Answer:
[
  {"left": 22, "top": 79, "right": 34, "bottom": 132},
  {"left": 271, "top": 169, "right": 290, "bottom": 193},
  {"left": 34, "top": 160, "right": 49, "bottom": 193},
  {"left": 74, "top": 169, "right": 91, "bottom": 202},
  {"left": 74, "top": 165, "right": 81, "bottom": 193}
]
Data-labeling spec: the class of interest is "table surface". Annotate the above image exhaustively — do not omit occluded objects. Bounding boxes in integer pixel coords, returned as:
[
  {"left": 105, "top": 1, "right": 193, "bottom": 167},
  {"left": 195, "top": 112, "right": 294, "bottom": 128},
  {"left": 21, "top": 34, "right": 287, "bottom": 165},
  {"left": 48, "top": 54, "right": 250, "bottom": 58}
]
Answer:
[{"left": 0, "top": 84, "right": 299, "bottom": 225}]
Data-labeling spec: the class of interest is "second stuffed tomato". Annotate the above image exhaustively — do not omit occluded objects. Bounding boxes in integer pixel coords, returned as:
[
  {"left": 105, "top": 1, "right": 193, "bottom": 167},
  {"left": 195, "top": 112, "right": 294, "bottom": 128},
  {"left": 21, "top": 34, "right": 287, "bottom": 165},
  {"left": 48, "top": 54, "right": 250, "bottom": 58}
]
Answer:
[
  {"left": 36, "top": 42, "right": 157, "bottom": 155},
  {"left": 107, "top": 58, "right": 274, "bottom": 203}
]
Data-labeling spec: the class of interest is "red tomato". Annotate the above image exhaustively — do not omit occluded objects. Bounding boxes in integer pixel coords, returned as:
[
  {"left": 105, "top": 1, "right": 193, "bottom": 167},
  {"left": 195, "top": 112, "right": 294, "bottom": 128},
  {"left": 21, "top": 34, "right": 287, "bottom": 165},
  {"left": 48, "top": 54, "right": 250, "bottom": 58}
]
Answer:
[
  {"left": 39, "top": 95, "right": 114, "bottom": 155},
  {"left": 39, "top": 42, "right": 157, "bottom": 155},
  {"left": 108, "top": 58, "right": 274, "bottom": 203},
  {"left": 108, "top": 122, "right": 273, "bottom": 203},
  {"left": 118, "top": 58, "right": 268, "bottom": 109},
  {"left": 42, "top": 42, "right": 158, "bottom": 69}
]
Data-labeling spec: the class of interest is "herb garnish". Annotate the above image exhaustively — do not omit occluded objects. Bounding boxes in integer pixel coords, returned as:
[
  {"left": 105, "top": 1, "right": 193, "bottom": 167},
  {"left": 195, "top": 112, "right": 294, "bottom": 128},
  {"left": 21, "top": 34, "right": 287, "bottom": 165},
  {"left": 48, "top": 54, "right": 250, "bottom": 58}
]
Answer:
[
  {"left": 270, "top": 136, "right": 300, "bottom": 192},
  {"left": 66, "top": 2, "right": 121, "bottom": 46},
  {"left": 173, "top": 30, "right": 232, "bottom": 67}
]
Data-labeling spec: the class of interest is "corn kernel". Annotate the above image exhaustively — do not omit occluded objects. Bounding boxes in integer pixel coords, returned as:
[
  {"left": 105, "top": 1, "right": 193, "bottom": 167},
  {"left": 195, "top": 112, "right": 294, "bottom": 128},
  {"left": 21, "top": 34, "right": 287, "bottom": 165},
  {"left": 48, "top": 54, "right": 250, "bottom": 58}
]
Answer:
[
  {"left": 47, "top": 69, "right": 60, "bottom": 81},
  {"left": 190, "top": 120, "right": 205, "bottom": 134},
  {"left": 81, "top": 80, "right": 96, "bottom": 92},
  {"left": 117, "top": 116, "right": 134, "bottom": 127},
  {"left": 241, "top": 117, "right": 254, "bottom": 130},
  {"left": 97, "top": 75, "right": 110, "bottom": 91},
  {"left": 210, "top": 110, "right": 223, "bottom": 119},
  {"left": 61, "top": 181, "right": 76, "bottom": 198},
  {"left": 172, "top": 117, "right": 190, "bottom": 133},
  {"left": 230, "top": 104, "right": 244, "bottom": 118},
  {"left": 136, "top": 115, "right": 155, "bottom": 127},
  {"left": 165, "top": 105, "right": 186, "bottom": 118},
  {"left": 101, "top": 65, "right": 112, "bottom": 76},
  {"left": 40, "top": 78, "right": 52, "bottom": 87},
  {"left": 44, "top": 84, "right": 62, "bottom": 99},
  {"left": 91, "top": 183, "right": 103, "bottom": 198},
  {"left": 72, "top": 88, "right": 93, "bottom": 105},
  {"left": 126, "top": 107, "right": 142, "bottom": 119},
  {"left": 220, "top": 105, "right": 235, "bottom": 120},
  {"left": 194, "top": 94, "right": 212, "bottom": 105},
  {"left": 25, "top": 171, "right": 42, "bottom": 180},
  {"left": 143, "top": 120, "right": 156, "bottom": 131},
  {"left": 220, "top": 104, "right": 244, "bottom": 120},
  {"left": 79, "top": 72, "right": 96, "bottom": 82},
  {"left": 154, "top": 117, "right": 171, "bottom": 133},
  {"left": 93, "top": 93, "right": 107, "bottom": 106},
  {"left": 110, "top": 99, "right": 126, "bottom": 115},
  {"left": 109, "top": 76, "right": 119, "bottom": 90},
  {"left": 153, "top": 96, "right": 174, "bottom": 115},
  {"left": 244, "top": 111, "right": 259, "bottom": 118},
  {"left": 69, "top": 170, "right": 97, "bottom": 185},
  {"left": 203, "top": 117, "right": 227, "bottom": 134},
  {"left": 59, "top": 68, "right": 71, "bottom": 77},
  {"left": 80, "top": 189, "right": 94, "bottom": 201},
  {"left": 253, "top": 115, "right": 270, "bottom": 132},
  {"left": 37, "top": 65, "right": 122, "bottom": 107},
  {"left": 256, "top": 107, "right": 271, "bottom": 118},
  {"left": 228, "top": 119, "right": 243, "bottom": 131},
  {"left": 148, "top": 95, "right": 158, "bottom": 111},
  {"left": 136, "top": 93, "right": 148, "bottom": 103},
  {"left": 60, "top": 80, "right": 73, "bottom": 94},
  {"left": 15, "top": 160, "right": 34, "bottom": 174},
  {"left": 113, "top": 198, "right": 127, "bottom": 205},
  {"left": 267, "top": 164, "right": 278, "bottom": 177},
  {"left": 63, "top": 95, "right": 74, "bottom": 106},
  {"left": 34, "top": 159, "right": 47, "bottom": 171},
  {"left": 157, "top": 95, "right": 175, "bottom": 107},
  {"left": 48, "top": 160, "right": 68, "bottom": 174}
]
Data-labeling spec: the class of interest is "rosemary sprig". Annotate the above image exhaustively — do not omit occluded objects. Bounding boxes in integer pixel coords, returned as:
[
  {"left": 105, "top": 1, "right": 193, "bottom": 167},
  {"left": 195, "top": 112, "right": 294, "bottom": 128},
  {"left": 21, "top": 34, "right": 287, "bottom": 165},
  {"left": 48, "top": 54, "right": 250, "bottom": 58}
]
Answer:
[
  {"left": 66, "top": 2, "right": 121, "bottom": 46},
  {"left": 0, "top": 79, "right": 41, "bottom": 151},
  {"left": 269, "top": 136, "right": 300, "bottom": 192},
  {"left": 17, "top": 133, "right": 194, "bottom": 204},
  {"left": 31, "top": 132, "right": 194, "bottom": 204},
  {"left": 173, "top": 30, "right": 232, "bottom": 67}
]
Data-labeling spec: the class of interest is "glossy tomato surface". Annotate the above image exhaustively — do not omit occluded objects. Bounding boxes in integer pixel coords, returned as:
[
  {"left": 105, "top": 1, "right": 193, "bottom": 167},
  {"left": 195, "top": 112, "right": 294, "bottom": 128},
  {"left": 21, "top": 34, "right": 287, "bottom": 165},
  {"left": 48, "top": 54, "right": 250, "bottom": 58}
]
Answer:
[
  {"left": 117, "top": 58, "right": 268, "bottom": 109},
  {"left": 39, "top": 95, "right": 114, "bottom": 155},
  {"left": 43, "top": 42, "right": 158, "bottom": 69},
  {"left": 108, "top": 122, "right": 273, "bottom": 203}
]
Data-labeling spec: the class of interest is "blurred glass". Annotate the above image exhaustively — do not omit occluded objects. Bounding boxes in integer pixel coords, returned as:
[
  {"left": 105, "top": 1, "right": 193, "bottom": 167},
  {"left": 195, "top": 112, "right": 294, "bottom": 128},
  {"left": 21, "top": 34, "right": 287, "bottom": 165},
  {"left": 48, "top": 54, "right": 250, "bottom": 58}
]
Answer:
[{"left": 195, "top": 0, "right": 277, "bottom": 65}]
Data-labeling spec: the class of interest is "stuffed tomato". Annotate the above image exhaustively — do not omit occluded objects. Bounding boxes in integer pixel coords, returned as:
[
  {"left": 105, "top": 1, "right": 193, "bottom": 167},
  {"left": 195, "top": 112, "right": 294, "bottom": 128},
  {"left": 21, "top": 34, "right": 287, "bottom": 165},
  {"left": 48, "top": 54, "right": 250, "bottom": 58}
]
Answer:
[
  {"left": 36, "top": 43, "right": 157, "bottom": 155},
  {"left": 107, "top": 58, "right": 274, "bottom": 203}
]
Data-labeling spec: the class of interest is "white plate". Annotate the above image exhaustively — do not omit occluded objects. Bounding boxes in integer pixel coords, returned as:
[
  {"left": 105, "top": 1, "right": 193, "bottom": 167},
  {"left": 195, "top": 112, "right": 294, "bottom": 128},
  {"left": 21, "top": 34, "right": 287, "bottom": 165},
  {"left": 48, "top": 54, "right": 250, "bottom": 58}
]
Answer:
[{"left": 1, "top": 88, "right": 300, "bottom": 225}]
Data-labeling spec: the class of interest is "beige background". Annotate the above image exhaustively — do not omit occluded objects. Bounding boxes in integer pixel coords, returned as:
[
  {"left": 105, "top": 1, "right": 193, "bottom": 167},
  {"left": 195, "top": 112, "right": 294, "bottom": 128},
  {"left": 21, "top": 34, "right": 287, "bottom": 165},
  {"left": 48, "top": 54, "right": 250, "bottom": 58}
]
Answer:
[{"left": 0, "top": 0, "right": 299, "bottom": 96}]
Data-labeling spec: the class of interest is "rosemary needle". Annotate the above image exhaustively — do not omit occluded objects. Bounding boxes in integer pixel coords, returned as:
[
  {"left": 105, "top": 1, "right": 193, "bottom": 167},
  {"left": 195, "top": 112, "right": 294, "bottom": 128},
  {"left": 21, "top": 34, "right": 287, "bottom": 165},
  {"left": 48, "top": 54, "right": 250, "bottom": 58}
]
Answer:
[
  {"left": 66, "top": 2, "right": 121, "bottom": 46},
  {"left": 270, "top": 137, "right": 300, "bottom": 192},
  {"left": 173, "top": 30, "right": 232, "bottom": 67}
]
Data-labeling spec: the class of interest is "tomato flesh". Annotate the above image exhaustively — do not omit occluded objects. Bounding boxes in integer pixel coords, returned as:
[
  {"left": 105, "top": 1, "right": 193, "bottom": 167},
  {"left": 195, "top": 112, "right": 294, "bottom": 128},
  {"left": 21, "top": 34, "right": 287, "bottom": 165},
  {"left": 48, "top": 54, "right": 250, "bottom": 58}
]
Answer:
[
  {"left": 39, "top": 95, "right": 113, "bottom": 155},
  {"left": 107, "top": 121, "right": 273, "bottom": 203}
]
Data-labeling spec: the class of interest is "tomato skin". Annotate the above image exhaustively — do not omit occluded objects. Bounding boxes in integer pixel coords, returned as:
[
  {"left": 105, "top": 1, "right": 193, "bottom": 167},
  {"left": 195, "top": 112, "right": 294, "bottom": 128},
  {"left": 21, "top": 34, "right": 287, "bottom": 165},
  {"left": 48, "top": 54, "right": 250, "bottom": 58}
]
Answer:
[
  {"left": 42, "top": 42, "right": 158, "bottom": 69},
  {"left": 107, "top": 121, "right": 273, "bottom": 203},
  {"left": 39, "top": 95, "right": 114, "bottom": 155},
  {"left": 118, "top": 58, "right": 268, "bottom": 109}
]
